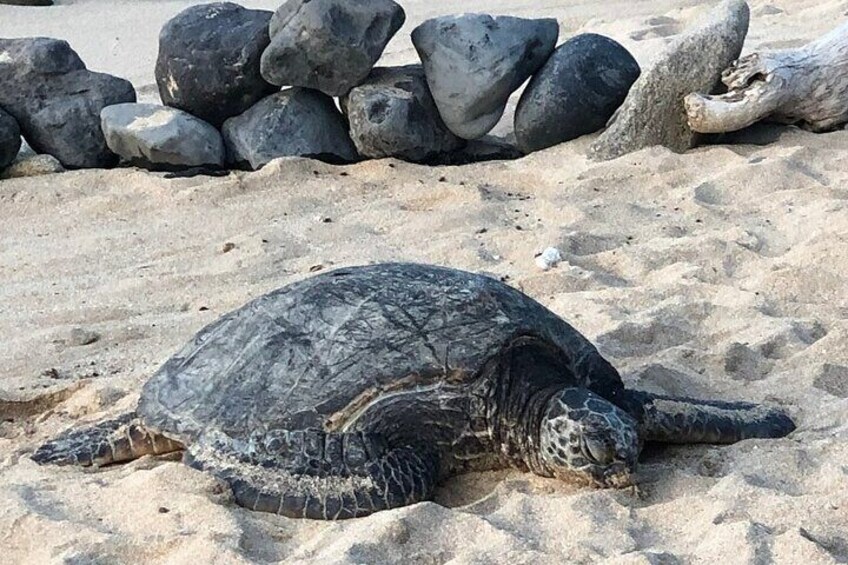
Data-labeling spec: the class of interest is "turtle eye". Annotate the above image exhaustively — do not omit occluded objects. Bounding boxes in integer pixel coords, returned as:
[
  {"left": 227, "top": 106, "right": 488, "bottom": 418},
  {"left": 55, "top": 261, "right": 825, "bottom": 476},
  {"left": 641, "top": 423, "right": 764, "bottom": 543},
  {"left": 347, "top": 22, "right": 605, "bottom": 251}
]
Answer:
[{"left": 582, "top": 435, "right": 614, "bottom": 465}]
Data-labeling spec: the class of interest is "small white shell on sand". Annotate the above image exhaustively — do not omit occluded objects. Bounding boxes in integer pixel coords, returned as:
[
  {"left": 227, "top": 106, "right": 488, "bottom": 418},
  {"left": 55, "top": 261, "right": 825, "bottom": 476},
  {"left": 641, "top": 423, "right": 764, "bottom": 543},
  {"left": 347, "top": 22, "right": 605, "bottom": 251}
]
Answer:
[{"left": 535, "top": 247, "right": 563, "bottom": 270}]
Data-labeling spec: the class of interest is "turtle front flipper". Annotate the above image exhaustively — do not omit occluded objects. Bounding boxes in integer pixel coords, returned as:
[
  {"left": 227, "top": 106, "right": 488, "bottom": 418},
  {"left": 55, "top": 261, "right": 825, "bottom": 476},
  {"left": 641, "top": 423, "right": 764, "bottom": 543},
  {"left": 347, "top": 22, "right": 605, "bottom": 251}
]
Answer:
[
  {"left": 32, "top": 412, "right": 183, "bottom": 467},
  {"left": 620, "top": 391, "right": 796, "bottom": 444},
  {"left": 184, "top": 429, "right": 440, "bottom": 520}
]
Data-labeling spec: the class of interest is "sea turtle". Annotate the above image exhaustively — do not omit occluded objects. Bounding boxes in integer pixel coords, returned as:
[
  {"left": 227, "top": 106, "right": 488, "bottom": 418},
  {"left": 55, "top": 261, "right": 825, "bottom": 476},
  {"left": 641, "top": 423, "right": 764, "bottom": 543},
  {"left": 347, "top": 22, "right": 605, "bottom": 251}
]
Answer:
[{"left": 33, "top": 263, "right": 795, "bottom": 519}]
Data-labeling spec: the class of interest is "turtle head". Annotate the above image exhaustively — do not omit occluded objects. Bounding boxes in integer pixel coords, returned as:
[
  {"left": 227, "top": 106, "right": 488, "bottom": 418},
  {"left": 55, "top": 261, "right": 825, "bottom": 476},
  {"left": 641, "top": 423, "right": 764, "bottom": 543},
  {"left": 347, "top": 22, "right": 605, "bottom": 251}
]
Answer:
[{"left": 539, "top": 388, "right": 640, "bottom": 488}]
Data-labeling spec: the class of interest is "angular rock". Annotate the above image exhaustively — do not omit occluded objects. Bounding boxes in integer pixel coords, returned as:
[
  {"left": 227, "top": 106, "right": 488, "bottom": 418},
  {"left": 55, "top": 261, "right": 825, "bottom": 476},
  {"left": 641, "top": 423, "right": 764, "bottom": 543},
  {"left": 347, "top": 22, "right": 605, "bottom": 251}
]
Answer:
[
  {"left": 515, "top": 34, "right": 640, "bottom": 153},
  {"left": 260, "top": 0, "right": 405, "bottom": 96},
  {"left": 0, "top": 38, "right": 136, "bottom": 168},
  {"left": 0, "top": 107, "right": 21, "bottom": 169},
  {"left": 411, "top": 14, "right": 558, "bottom": 140},
  {"left": 156, "top": 2, "right": 277, "bottom": 128},
  {"left": 101, "top": 103, "right": 225, "bottom": 170},
  {"left": 590, "top": 0, "right": 750, "bottom": 160},
  {"left": 0, "top": 153, "right": 64, "bottom": 179},
  {"left": 222, "top": 88, "right": 358, "bottom": 169},
  {"left": 341, "top": 65, "right": 462, "bottom": 162}
]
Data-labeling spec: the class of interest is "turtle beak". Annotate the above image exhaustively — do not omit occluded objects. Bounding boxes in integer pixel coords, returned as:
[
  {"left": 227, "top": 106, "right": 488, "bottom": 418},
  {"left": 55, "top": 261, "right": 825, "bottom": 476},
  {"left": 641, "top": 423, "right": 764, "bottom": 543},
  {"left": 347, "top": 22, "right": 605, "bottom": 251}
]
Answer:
[{"left": 596, "top": 462, "right": 634, "bottom": 489}]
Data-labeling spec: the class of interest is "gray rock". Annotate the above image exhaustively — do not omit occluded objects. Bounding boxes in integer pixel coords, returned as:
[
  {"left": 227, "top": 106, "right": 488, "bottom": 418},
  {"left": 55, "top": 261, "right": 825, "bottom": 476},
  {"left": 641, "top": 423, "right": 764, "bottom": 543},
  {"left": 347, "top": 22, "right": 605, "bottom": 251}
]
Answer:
[
  {"left": 590, "top": 0, "right": 750, "bottom": 160},
  {"left": 0, "top": 38, "right": 136, "bottom": 168},
  {"left": 156, "top": 2, "right": 277, "bottom": 128},
  {"left": 0, "top": 107, "right": 21, "bottom": 169},
  {"left": 411, "top": 14, "right": 558, "bottom": 140},
  {"left": 260, "top": 0, "right": 405, "bottom": 96},
  {"left": 101, "top": 103, "right": 225, "bottom": 170},
  {"left": 0, "top": 154, "right": 64, "bottom": 179},
  {"left": 222, "top": 88, "right": 358, "bottom": 170},
  {"left": 515, "top": 34, "right": 640, "bottom": 153},
  {"left": 342, "top": 65, "right": 462, "bottom": 162}
]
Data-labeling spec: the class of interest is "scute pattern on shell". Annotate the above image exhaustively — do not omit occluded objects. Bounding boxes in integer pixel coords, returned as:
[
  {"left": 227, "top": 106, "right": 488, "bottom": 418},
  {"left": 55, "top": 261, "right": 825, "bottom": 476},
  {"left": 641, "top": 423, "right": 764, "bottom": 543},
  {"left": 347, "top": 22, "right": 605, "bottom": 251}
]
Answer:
[{"left": 138, "top": 263, "right": 619, "bottom": 442}]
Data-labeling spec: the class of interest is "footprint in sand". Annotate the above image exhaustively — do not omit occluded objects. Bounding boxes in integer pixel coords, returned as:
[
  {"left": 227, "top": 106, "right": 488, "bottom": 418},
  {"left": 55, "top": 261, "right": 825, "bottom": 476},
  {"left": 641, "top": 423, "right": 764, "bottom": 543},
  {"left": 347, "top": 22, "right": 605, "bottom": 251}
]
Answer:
[
  {"left": 596, "top": 311, "right": 698, "bottom": 358},
  {"left": 724, "top": 320, "right": 827, "bottom": 381},
  {"left": 560, "top": 231, "right": 624, "bottom": 256},
  {"left": 812, "top": 363, "right": 848, "bottom": 398},
  {"left": 629, "top": 15, "right": 683, "bottom": 41}
]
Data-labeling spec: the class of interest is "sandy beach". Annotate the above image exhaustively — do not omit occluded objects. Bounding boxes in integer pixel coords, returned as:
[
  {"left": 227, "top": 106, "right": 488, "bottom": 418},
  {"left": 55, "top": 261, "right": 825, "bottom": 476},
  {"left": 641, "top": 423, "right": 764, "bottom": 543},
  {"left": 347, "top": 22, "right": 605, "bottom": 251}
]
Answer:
[{"left": 1, "top": 0, "right": 847, "bottom": 563}]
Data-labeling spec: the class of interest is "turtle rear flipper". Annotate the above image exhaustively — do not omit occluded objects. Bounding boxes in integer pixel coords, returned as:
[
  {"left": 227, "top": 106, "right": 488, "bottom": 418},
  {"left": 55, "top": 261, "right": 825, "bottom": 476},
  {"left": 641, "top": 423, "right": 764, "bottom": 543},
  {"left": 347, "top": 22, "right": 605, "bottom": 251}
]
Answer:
[
  {"left": 32, "top": 412, "right": 183, "bottom": 467},
  {"left": 184, "top": 429, "right": 440, "bottom": 520},
  {"left": 622, "top": 391, "right": 796, "bottom": 444}
]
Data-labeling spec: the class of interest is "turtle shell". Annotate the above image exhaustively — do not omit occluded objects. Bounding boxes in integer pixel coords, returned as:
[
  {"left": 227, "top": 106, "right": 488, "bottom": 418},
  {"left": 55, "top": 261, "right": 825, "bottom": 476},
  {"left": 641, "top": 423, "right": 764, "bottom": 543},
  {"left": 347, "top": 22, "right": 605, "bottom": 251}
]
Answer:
[{"left": 138, "top": 263, "right": 623, "bottom": 441}]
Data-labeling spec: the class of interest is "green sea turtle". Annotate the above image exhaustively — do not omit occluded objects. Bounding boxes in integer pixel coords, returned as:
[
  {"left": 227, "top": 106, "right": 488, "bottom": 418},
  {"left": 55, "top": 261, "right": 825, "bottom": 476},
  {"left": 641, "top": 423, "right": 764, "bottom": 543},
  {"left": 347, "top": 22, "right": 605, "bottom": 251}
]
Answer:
[{"left": 33, "top": 263, "right": 795, "bottom": 519}]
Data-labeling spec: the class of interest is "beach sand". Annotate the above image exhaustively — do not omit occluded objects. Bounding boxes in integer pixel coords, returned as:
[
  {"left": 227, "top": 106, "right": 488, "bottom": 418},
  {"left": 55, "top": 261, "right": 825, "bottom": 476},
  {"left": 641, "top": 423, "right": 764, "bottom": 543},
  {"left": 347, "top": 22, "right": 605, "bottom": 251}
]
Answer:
[{"left": 1, "top": 0, "right": 846, "bottom": 563}]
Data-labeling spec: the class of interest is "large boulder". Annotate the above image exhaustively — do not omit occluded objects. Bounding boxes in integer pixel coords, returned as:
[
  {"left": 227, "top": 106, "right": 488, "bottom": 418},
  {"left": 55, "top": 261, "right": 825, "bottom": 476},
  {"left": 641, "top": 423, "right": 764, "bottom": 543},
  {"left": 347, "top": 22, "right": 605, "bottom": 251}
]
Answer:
[
  {"left": 342, "top": 65, "right": 462, "bottom": 162},
  {"left": 0, "top": 38, "right": 136, "bottom": 168},
  {"left": 411, "top": 14, "right": 558, "bottom": 140},
  {"left": 590, "top": 0, "right": 750, "bottom": 160},
  {"left": 0, "top": 107, "right": 21, "bottom": 169},
  {"left": 101, "top": 103, "right": 225, "bottom": 170},
  {"left": 222, "top": 88, "right": 358, "bottom": 170},
  {"left": 155, "top": 2, "right": 277, "bottom": 128},
  {"left": 515, "top": 34, "right": 640, "bottom": 154},
  {"left": 260, "top": 0, "right": 405, "bottom": 96}
]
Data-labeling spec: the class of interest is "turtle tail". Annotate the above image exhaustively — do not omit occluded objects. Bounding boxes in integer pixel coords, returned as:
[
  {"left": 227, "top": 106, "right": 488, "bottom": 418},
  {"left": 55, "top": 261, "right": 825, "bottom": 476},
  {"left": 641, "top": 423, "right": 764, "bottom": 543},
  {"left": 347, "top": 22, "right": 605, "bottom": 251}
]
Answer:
[{"left": 619, "top": 390, "right": 796, "bottom": 444}]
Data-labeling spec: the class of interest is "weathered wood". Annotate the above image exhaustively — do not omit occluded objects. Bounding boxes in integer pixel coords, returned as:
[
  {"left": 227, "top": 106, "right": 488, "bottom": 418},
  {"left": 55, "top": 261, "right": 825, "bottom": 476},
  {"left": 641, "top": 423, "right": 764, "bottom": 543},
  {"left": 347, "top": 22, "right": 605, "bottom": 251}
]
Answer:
[{"left": 685, "top": 21, "right": 848, "bottom": 133}]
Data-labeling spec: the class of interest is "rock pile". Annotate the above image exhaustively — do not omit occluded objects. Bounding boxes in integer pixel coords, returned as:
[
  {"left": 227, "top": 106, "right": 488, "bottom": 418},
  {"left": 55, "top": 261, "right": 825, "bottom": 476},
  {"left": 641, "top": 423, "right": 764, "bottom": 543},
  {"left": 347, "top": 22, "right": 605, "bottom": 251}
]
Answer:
[{"left": 0, "top": 0, "right": 757, "bottom": 175}]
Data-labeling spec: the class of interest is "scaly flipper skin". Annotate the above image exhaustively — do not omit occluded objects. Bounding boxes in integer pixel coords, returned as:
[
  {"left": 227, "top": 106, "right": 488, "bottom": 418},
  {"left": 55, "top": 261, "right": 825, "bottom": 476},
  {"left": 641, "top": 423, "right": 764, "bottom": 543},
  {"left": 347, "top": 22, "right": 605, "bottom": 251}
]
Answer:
[
  {"left": 32, "top": 412, "right": 183, "bottom": 467},
  {"left": 183, "top": 429, "right": 441, "bottom": 519},
  {"left": 621, "top": 391, "right": 796, "bottom": 444}
]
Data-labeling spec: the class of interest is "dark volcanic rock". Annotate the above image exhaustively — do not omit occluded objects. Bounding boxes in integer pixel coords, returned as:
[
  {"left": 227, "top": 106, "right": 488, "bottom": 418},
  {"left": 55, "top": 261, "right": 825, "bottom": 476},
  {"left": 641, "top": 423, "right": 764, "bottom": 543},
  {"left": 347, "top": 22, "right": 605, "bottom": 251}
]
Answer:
[
  {"left": 260, "top": 0, "right": 405, "bottom": 96},
  {"left": 342, "top": 65, "right": 462, "bottom": 162},
  {"left": 590, "top": 0, "right": 750, "bottom": 160},
  {"left": 515, "top": 34, "right": 640, "bottom": 153},
  {"left": 0, "top": 0, "right": 54, "bottom": 5},
  {"left": 101, "top": 103, "right": 225, "bottom": 170},
  {"left": 156, "top": 2, "right": 277, "bottom": 128},
  {"left": 0, "top": 107, "right": 21, "bottom": 169},
  {"left": 222, "top": 88, "right": 358, "bottom": 170},
  {"left": 411, "top": 14, "right": 558, "bottom": 140},
  {"left": 0, "top": 37, "right": 136, "bottom": 168}
]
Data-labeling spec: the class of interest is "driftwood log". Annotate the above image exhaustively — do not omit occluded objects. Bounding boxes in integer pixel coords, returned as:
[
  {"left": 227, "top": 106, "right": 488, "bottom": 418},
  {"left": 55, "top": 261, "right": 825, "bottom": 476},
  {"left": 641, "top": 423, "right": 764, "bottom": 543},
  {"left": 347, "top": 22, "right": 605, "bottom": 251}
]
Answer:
[{"left": 685, "top": 21, "right": 848, "bottom": 133}]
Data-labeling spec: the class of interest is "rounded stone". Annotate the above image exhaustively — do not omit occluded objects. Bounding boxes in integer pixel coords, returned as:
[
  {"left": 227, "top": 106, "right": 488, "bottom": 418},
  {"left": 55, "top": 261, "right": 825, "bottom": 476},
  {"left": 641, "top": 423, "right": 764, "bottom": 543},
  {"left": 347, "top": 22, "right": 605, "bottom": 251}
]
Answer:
[
  {"left": 100, "top": 103, "right": 226, "bottom": 170},
  {"left": 260, "top": 0, "right": 405, "bottom": 97},
  {"left": 411, "top": 13, "right": 558, "bottom": 140},
  {"left": 222, "top": 88, "right": 359, "bottom": 170},
  {"left": 515, "top": 34, "right": 640, "bottom": 154},
  {"left": 155, "top": 2, "right": 277, "bottom": 128},
  {"left": 342, "top": 65, "right": 462, "bottom": 162}
]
